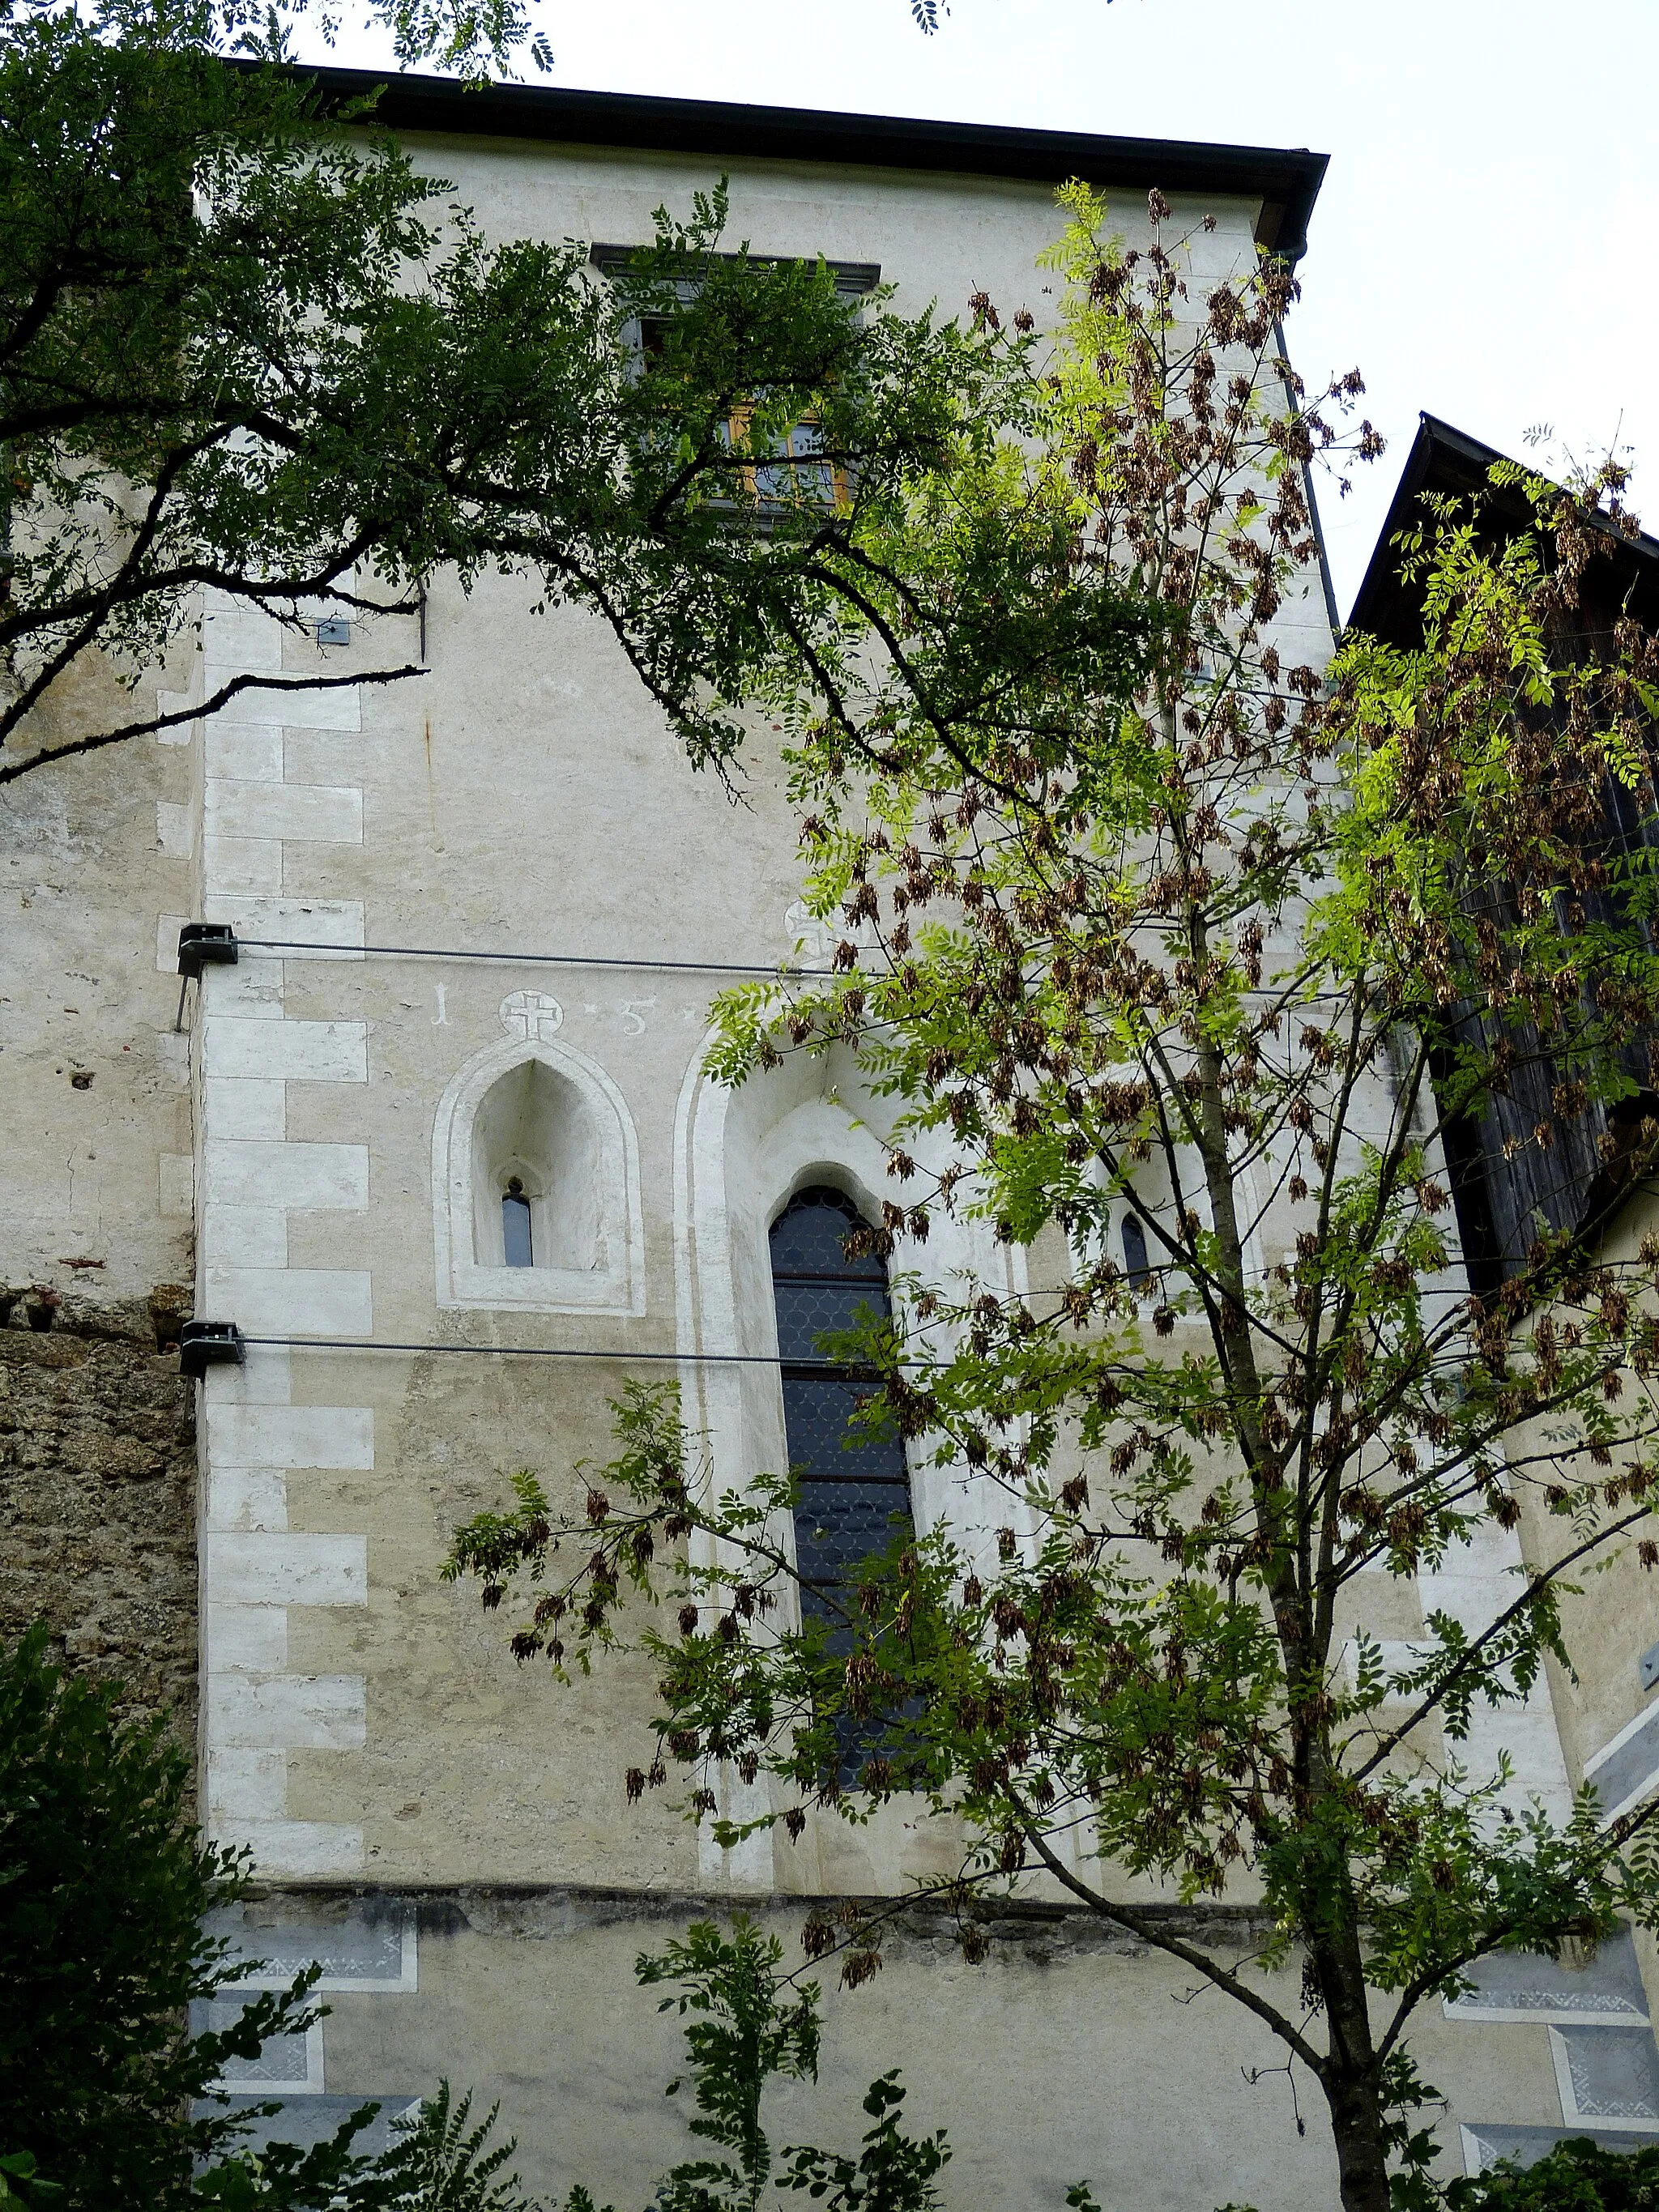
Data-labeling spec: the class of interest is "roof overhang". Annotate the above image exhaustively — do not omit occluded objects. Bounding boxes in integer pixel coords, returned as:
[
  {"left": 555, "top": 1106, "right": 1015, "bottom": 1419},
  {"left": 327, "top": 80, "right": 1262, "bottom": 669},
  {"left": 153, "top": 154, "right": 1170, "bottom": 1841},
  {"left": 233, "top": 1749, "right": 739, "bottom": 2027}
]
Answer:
[
  {"left": 1350, "top": 412, "right": 1659, "bottom": 648},
  {"left": 297, "top": 66, "right": 1328, "bottom": 262}
]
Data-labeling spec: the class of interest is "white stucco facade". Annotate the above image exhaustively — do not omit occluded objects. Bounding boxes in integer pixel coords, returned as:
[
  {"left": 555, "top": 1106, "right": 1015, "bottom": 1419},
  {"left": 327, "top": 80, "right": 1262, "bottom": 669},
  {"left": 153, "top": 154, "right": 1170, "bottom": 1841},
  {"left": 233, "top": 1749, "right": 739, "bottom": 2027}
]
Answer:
[{"left": 9, "top": 79, "right": 1658, "bottom": 2199}]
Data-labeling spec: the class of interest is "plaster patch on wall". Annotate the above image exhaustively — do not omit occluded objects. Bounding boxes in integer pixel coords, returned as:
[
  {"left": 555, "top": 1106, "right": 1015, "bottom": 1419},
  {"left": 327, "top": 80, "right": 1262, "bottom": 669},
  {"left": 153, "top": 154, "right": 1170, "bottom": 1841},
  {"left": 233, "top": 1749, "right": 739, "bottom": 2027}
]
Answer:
[
  {"left": 156, "top": 800, "right": 194, "bottom": 857},
  {"left": 160, "top": 1153, "right": 194, "bottom": 1217}
]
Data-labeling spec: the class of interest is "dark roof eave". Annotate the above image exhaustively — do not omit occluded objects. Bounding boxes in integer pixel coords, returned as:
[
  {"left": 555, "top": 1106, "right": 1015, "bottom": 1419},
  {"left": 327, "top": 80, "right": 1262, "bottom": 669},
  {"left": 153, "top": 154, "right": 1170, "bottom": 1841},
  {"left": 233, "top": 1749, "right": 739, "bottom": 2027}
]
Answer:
[
  {"left": 292, "top": 64, "right": 1328, "bottom": 259},
  {"left": 1350, "top": 411, "right": 1659, "bottom": 644}
]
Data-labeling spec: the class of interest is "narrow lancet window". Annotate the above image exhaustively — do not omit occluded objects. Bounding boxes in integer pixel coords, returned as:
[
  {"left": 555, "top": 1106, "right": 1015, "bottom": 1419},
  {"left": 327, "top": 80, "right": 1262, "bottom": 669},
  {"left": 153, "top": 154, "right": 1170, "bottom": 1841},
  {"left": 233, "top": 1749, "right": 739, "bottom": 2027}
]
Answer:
[
  {"left": 1121, "top": 1212, "right": 1151, "bottom": 1290},
  {"left": 770, "top": 1186, "right": 911, "bottom": 1782},
  {"left": 502, "top": 1178, "right": 534, "bottom": 1268}
]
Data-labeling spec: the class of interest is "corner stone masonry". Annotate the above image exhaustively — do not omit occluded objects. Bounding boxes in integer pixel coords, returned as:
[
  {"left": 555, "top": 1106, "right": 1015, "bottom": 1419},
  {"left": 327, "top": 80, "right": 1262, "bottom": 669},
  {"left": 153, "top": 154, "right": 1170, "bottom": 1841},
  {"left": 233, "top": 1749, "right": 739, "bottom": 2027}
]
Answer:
[{"left": 0, "top": 1284, "right": 197, "bottom": 1748}]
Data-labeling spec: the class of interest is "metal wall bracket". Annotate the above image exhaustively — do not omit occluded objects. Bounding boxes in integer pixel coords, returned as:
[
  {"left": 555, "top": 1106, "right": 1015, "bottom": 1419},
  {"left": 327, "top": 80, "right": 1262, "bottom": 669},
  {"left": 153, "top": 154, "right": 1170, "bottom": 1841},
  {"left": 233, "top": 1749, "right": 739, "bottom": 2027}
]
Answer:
[
  {"left": 177, "top": 922, "right": 240, "bottom": 978},
  {"left": 179, "top": 1319, "right": 245, "bottom": 1379}
]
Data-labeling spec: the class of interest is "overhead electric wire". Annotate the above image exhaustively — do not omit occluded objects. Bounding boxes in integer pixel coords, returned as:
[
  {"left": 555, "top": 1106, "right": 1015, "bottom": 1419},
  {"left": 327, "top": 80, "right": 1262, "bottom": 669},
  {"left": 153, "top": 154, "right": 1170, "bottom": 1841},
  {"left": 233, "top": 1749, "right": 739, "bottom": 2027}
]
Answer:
[
  {"left": 237, "top": 1335, "right": 881, "bottom": 1369},
  {"left": 237, "top": 937, "right": 840, "bottom": 980}
]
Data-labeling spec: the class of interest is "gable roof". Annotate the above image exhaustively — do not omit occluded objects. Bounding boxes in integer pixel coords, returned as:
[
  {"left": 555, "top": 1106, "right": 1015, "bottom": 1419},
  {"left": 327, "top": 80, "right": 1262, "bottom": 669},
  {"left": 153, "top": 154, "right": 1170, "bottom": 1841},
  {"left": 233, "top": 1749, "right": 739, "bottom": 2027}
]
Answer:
[
  {"left": 302, "top": 66, "right": 1328, "bottom": 261},
  {"left": 1350, "top": 412, "right": 1659, "bottom": 649}
]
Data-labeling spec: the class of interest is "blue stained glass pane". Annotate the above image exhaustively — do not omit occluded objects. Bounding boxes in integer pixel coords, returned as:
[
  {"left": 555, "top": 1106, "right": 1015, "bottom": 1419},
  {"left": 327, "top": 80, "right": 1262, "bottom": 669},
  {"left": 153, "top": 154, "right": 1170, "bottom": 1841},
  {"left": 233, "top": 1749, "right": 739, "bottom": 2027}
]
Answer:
[
  {"left": 769, "top": 1188, "right": 884, "bottom": 1276},
  {"left": 1121, "top": 1213, "right": 1150, "bottom": 1288},
  {"left": 503, "top": 1191, "right": 534, "bottom": 1268},
  {"left": 770, "top": 1187, "right": 911, "bottom": 1782},
  {"left": 773, "top": 1279, "right": 890, "bottom": 1362}
]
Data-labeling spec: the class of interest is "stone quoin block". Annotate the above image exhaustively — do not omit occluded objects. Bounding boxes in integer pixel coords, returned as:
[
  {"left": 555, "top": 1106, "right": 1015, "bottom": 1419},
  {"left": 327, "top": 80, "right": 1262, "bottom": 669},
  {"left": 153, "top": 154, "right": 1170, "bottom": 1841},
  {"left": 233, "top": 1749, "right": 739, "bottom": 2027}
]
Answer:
[
  {"left": 216, "top": 1819, "right": 365, "bottom": 1878},
  {"left": 203, "top": 895, "right": 366, "bottom": 953},
  {"left": 206, "top": 724, "right": 285, "bottom": 784},
  {"left": 204, "top": 1466, "right": 290, "bottom": 1533},
  {"left": 159, "top": 1153, "right": 194, "bottom": 1217},
  {"left": 204, "top": 1532, "right": 369, "bottom": 1608},
  {"left": 208, "top": 1673, "right": 368, "bottom": 1751},
  {"left": 204, "top": 1404, "right": 373, "bottom": 1473},
  {"left": 200, "top": 833, "right": 284, "bottom": 896},
  {"left": 206, "top": 1748, "right": 290, "bottom": 1821},
  {"left": 201, "top": 606, "right": 286, "bottom": 673},
  {"left": 203, "top": 1140, "right": 369, "bottom": 1212},
  {"left": 203, "top": 1019, "right": 369, "bottom": 1084},
  {"left": 202, "top": 669, "right": 361, "bottom": 732},
  {"left": 199, "top": 1206, "right": 289, "bottom": 1268},
  {"left": 204, "top": 1604, "right": 290, "bottom": 1673},
  {"left": 203, "top": 1264, "right": 373, "bottom": 1338},
  {"left": 203, "top": 1080, "right": 288, "bottom": 1142},
  {"left": 155, "top": 800, "right": 194, "bottom": 856},
  {"left": 205, "top": 781, "right": 364, "bottom": 846},
  {"left": 211, "top": 961, "right": 286, "bottom": 1020}
]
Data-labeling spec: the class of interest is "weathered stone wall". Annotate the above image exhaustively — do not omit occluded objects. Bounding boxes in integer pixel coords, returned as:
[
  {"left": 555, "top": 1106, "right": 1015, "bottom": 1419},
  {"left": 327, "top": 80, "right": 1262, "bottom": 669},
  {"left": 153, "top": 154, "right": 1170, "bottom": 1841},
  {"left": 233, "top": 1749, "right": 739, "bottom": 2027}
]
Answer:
[
  {"left": 2, "top": 618, "right": 200, "bottom": 1740},
  {"left": 0, "top": 1285, "right": 196, "bottom": 1743}
]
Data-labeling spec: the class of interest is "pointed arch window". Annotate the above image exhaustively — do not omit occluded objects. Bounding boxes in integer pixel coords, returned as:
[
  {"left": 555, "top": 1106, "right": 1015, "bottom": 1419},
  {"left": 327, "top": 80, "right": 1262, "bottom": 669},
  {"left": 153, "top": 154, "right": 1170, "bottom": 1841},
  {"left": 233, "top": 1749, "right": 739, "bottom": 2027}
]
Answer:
[
  {"left": 1120, "top": 1212, "right": 1152, "bottom": 1290},
  {"left": 770, "top": 1187, "right": 911, "bottom": 1775},
  {"left": 502, "top": 1178, "right": 534, "bottom": 1268}
]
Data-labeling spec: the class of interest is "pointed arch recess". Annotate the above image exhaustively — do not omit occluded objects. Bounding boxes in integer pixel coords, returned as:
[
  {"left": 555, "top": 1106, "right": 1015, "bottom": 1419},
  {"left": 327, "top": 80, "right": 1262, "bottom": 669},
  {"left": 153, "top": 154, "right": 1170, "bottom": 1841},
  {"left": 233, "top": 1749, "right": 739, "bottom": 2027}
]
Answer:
[
  {"left": 669, "top": 1037, "right": 1030, "bottom": 1886},
  {"left": 433, "top": 1034, "right": 644, "bottom": 1315}
]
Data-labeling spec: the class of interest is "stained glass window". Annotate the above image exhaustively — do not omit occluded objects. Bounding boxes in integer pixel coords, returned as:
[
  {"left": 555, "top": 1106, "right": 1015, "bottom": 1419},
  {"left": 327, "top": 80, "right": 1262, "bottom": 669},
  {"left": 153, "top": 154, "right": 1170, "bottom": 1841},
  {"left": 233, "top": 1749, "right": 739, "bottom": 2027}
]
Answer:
[
  {"left": 1121, "top": 1212, "right": 1151, "bottom": 1289},
  {"left": 770, "top": 1186, "right": 911, "bottom": 1779}
]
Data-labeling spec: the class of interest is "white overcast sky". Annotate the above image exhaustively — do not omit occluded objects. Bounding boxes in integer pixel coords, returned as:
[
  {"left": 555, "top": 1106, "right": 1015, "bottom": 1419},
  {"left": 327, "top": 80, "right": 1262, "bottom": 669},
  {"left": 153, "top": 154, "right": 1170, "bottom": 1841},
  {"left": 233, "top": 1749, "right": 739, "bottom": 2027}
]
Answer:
[{"left": 311, "top": 0, "right": 1658, "bottom": 620}]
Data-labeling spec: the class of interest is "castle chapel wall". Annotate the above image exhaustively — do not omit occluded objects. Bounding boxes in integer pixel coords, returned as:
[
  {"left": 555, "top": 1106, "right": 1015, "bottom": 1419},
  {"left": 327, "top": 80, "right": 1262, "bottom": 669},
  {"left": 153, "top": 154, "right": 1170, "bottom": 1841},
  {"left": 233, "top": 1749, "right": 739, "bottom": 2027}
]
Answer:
[{"left": 1, "top": 114, "right": 1635, "bottom": 2200}]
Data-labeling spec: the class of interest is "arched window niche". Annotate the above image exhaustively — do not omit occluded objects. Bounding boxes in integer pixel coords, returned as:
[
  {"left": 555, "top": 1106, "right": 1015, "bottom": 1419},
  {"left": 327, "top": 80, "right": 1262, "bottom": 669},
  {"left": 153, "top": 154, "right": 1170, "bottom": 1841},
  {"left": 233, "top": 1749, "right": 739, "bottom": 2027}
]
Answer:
[
  {"left": 671, "top": 1044, "right": 1039, "bottom": 1885},
  {"left": 433, "top": 1038, "right": 644, "bottom": 1315},
  {"left": 1071, "top": 1144, "right": 1265, "bottom": 1307}
]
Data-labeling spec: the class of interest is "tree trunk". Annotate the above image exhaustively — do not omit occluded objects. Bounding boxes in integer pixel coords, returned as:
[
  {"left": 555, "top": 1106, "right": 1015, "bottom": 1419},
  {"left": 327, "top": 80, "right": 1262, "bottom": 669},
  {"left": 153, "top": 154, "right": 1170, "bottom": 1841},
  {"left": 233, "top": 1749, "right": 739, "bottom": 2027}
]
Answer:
[
  {"left": 1324, "top": 2065, "right": 1392, "bottom": 2212},
  {"left": 1316, "top": 1923, "right": 1392, "bottom": 2212}
]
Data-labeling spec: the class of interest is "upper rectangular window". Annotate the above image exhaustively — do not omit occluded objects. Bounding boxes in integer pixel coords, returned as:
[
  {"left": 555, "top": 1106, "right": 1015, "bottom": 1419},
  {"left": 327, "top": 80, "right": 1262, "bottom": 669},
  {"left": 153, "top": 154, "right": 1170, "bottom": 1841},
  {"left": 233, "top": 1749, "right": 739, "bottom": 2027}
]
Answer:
[
  {"left": 724, "top": 405, "right": 847, "bottom": 511},
  {"left": 594, "top": 246, "right": 878, "bottom": 520},
  {"left": 589, "top": 246, "right": 881, "bottom": 303}
]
